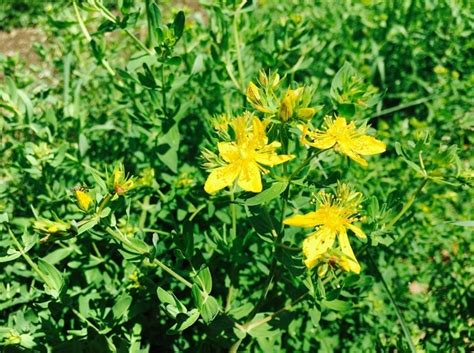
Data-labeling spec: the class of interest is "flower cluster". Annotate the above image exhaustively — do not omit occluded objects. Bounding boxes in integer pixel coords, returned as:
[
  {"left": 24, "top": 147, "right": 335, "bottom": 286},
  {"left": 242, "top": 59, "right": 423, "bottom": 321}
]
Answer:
[
  {"left": 246, "top": 71, "right": 321, "bottom": 122},
  {"left": 204, "top": 69, "right": 386, "bottom": 275}
]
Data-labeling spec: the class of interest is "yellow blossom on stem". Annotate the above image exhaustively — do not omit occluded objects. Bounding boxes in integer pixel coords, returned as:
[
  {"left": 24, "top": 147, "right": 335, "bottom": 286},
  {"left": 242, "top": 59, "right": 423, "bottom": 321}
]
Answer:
[
  {"left": 283, "top": 183, "right": 366, "bottom": 274},
  {"left": 300, "top": 116, "right": 386, "bottom": 166},
  {"left": 112, "top": 164, "right": 137, "bottom": 196},
  {"left": 74, "top": 188, "right": 93, "bottom": 211},
  {"left": 204, "top": 113, "right": 294, "bottom": 194}
]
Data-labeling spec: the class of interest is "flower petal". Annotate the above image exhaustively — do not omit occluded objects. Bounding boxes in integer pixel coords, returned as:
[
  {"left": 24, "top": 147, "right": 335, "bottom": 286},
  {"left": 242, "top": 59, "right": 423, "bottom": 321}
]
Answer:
[
  {"left": 308, "top": 133, "right": 337, "bottom": 149},
  {"left": 252, "top": 116, "right": 268, "bottom": 145},
  {"left": 255, "top": 151, "right": 294, "bottom": 167},
  {"left": 303, "top": 228, "right": 336, "bottom": 269},
  {"left": 352, "top": 135, "right": 386, "bottom": 155},
  {"left": 338, "top": 230, "right": 361, "bottom": 274},
  {"left": 347, "top": 224, "right": 367, "bottom": 239},
  {"left": 337, "top": 142, "right": 368, "bottom": 166},
  {"left": 237, "top": 161, "right": 262, "bottom": 192},
  {"left": 204, "top": 163, "right": 240, "bottom": 194},
  {"left": 218, "top": 142, "right": 240, "bottom": 163},
  {"left": 283, "top": 212, "right": 322, "bottom": 228}
]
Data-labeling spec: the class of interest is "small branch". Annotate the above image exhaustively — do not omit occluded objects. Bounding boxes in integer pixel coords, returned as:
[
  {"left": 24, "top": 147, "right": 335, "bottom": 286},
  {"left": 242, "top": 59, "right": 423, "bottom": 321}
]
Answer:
[
  {"left": 233, "top": 1, "right": 247, "bottom": 90},
  {"left": 152, "top": 258, "right": 193, "bottom": 289},
  {"left": 8, "top": 229, "right": 51, "bottom": 286},
  {"left": 105, "top": 227, "right": 193, "bottom": 289}
]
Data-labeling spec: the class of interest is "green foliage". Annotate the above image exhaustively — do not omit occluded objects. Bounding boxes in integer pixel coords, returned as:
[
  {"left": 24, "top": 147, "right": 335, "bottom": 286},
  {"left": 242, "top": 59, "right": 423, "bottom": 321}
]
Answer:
[{"left": 0, "top": 0, "right": 472, "bottom": 352}]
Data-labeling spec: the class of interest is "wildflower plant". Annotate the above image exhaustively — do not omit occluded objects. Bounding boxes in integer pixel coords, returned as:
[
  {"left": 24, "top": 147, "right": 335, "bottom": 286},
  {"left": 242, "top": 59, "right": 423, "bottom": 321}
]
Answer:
[{"left": 0, "top": 1, "right": 472, "bottom": 352}]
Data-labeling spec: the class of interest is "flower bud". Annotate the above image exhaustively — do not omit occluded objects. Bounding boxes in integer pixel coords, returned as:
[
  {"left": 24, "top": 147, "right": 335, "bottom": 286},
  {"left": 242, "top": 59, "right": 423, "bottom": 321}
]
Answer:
[
  {"left": 75, "top": 189, "right": 92, "bottom": 211},
  {"left": 317, "top": 263, "right": 328, "bottom": 277},
  {"left": 297, "top": 107, "right": 316, "bottom": 120},
  {"left": 33, "top": 218, "right": 70, "bottom": 235},
  {"left": 247, "top": 82, "right": 261, "bottom": 103}
]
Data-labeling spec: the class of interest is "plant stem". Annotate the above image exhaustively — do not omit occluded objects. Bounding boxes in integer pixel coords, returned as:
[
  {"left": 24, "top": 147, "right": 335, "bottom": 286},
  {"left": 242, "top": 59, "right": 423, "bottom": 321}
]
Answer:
[
  {"left": 94, "top": 1, "right": 154, "bottom": 56},
  {"left": 72, "top": 308, "right": 116, "bottom": 349},
  {"left": 372, "top": 95, "right": 442, "bottom": 119},
  {"left": 367, "top": 251, "right": 417, "bottom": 353},
  {"left": 72, "top": 1, "right": 91, "bottom": 42},
  {"left": 230, "top": 188, "right": 237, "bottom": 239},
  {"left": 72, "top": 0, "right": 116, "bottom": 76},
  {"left": 139, "top": 195, "right": 150, "bottom": 229},
  {"left": 160, "top": 64, "right": 167, "bottom": 117},
  {"left": 288, "top": 149, "right": 322, "bottom": 181},
  {"left": 152, "top": 258, "right": 193, "bottom": 289},
  {"left": 97, "top": 193, "right": 112, "bottom": 215},
  {"left": 8, "top": 229, "right": 51, "bottom": 286},
  {"left": 233, "top": 1, "right": 247, "bottom": 91},
  {"left": 105, "top": 227, "right": 193, "bottom": 288},
  {"left": 385, "top": 177, "right": 428, "bottom": 229}
]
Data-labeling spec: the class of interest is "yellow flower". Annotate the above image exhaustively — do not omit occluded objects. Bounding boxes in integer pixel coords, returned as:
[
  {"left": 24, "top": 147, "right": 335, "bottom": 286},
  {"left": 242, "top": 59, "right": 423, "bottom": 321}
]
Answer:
[
  {"left": 300, "top": 116, "right": 386, "bottom": 166},
  {"left": 204, "top": 113, "right": 294, "bottom": 193},
  {"left": 112, "top": 164, "right": 137, "bottom": 196},
  {"left": 74, "top": 188, "right": 93, "bottom": 211},
  {"left": 283, "top": 183, "right": 366, "bottom": 274}
]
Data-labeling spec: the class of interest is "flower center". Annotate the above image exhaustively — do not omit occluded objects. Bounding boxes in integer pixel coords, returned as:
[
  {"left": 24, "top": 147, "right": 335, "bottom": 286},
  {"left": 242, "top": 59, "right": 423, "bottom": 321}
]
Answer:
[{"left": 317, "top": 206, "right": 347, "bottom": 232}]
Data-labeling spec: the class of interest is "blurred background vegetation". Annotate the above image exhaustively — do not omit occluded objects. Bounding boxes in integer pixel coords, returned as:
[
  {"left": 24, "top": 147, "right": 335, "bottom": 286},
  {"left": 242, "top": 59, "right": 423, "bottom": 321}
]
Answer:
[{"left": 0, "top": 0, "right": 472, "bottom": 352}]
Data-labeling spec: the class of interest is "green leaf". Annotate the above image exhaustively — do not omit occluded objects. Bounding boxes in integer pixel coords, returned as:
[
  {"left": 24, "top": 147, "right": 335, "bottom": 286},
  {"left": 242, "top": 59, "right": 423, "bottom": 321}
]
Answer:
[
  {"left": 243, "top": 181, "right": 288, "bottom": 206},
  {"left": 451, "top": 220, "right": 474, "bottom": 227},
  {"left": 157, "top": 287, "right": 176, "bottom": 306},
  {"left": 338, "top": 103, "right": 356, "bottom": 117},
  {"left": 321, "top": 299, "right": 352, "bottom": 312},
  {"left": 309, "top": 307, "right": 321, "bottom": 327},
  {"left": 191, "top": 284, "right": 203, "bottom": 308},
  {"left": 247, "top": 206, "right": 278, "bottom": 239},
  {"left": 196, "top": 267, "right": 212, "bottom": 294},
  {"left": 192, "top": 283, "right": 219, "bottom": 323},
  {"left": 167, "top": 56, "right": 182, "bottom": 66},
  {"left": 247, "top": 313, "right": 280, "bottom": 338},
  {"left": 123, "top": 237, "right": 150, "bottom": 255},
  {"left": 200, "top": 295, "right": 219, "bottom": 323},
  {"left": 146, "top": 2, "right": 162, "bottom": 46},
  {"left": 113, "top": 294, "right": 132, "bottom": 321},
  {"left": 42, "top": 247, "right": 73, "bottom": 265},
  {"left": 37, "top": 258, "right": 64, "bottom": 298},
  {"left": 138, "top": 63, "right": 157, "bottom": 88},
  {"left": 173, "top": 11, "right": 185, "bottom": 40},
  {"left": 79, "top": 133, "right": 89, "bottom": 157},
  {"left": 77, "top": 218, "right": 98, "bottom": 235},
  {"left": 0, "top": 250, "right": 21, "bottom": 263},
  {"left": 330, "top": 62, "right": 354, "bottom": 102},
  {"left": 169, "top": 309, "right": 200, "bottom": 333},
  {"left": 157, "top": 123, "right": 180, "bottom": 173},
  {"left": 191, "top": 54, "right": 205, "bottom": 75},
  {"left": 0, "top": 213, "right": 9, "bottom": 223}
]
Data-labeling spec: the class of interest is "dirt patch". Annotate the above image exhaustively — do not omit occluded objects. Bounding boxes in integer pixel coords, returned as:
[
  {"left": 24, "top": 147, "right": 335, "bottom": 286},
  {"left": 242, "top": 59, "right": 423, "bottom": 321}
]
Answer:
[{"left": 0, "top": 28, "right": 46, "bottom": 65}]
